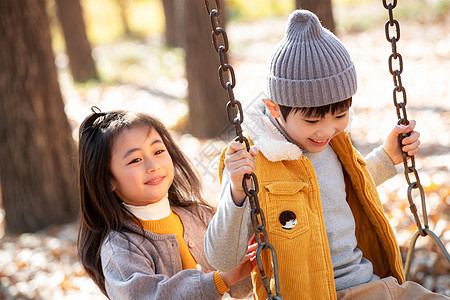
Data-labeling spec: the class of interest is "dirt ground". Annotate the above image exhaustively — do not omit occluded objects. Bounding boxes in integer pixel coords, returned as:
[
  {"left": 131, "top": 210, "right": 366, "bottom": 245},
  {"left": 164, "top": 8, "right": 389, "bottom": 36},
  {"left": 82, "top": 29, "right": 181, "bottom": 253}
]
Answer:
[{"left": 0, "top": 8, "right": 449, "bottom": 300}]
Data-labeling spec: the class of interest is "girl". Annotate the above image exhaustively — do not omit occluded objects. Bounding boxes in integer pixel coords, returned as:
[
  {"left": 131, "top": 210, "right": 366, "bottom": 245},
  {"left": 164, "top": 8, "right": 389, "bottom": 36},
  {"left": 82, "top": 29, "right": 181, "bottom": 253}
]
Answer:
[{"left": 77, "top": 108, "right": 254, "bottom": 299}]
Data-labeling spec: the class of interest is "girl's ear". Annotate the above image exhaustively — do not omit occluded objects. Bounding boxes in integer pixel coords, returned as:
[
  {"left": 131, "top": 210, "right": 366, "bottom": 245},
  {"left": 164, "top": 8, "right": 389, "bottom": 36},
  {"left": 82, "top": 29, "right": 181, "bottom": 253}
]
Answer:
[
  {"left": 110, "top": 179, "right": 117, "bottom": 191},
  {"left": 262, "top": 99, "right": 280, "bottom": 118}
]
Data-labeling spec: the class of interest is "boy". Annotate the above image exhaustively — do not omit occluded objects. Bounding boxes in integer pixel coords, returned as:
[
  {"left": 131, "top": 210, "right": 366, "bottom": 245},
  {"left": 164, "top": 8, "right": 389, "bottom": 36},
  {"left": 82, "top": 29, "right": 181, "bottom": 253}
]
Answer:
[{"left": 204, "top": 10, "right": 446, "bottom": 300}]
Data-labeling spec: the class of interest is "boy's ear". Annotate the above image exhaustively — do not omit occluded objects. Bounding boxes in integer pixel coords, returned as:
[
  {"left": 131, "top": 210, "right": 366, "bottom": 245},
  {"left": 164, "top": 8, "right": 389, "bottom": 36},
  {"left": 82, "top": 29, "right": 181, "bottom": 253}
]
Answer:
[{"left": 262, "top": 99, "right": 280, "bottom": 118}]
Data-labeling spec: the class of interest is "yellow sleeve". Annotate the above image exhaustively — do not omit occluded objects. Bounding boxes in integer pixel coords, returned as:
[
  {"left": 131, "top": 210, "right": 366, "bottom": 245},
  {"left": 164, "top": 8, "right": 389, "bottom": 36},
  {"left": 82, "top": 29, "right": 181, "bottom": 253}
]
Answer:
[
  {"left": 218, "top": 145, "right": 228, "bottom": 184},
  {"left": 213, "top": 271, "right": 230, "bottom": 295}
]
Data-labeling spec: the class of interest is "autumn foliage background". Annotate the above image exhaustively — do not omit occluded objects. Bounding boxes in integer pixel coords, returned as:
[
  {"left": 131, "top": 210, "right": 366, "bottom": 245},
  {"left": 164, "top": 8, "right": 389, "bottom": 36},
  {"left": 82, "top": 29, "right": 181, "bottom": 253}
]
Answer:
[{"left": 0, "top": 0, "right": 449, "bottom": 298}]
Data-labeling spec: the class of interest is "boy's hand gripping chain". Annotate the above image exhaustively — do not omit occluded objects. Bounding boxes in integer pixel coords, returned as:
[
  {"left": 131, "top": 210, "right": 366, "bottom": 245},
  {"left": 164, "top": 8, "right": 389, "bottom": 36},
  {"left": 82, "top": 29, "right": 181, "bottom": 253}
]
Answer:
[
  {"left": 382, "top": 0, "right": 449, "bottom": 279},
  {"left": 204, "top": 1, "right": 283, "bottom": 299}
]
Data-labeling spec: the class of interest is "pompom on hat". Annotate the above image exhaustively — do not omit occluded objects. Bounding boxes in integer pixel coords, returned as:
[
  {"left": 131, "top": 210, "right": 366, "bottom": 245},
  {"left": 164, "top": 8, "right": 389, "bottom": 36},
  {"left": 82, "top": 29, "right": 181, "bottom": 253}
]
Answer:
[{"left": 267, "top": 10, "right": 357, "bottom": 107}]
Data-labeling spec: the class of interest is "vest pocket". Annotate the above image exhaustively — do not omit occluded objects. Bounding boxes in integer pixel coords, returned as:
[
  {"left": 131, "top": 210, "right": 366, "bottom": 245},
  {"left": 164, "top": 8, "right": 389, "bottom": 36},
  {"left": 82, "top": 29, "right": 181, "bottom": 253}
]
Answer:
[{"left": 263, "top": 181, "right": 310, "bottom": 239}]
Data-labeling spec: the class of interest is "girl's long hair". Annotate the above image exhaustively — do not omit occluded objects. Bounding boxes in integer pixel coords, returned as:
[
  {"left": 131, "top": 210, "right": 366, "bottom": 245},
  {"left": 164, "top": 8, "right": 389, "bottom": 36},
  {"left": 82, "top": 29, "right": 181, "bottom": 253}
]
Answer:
[{"left": 77, "top": 109, "right": 211, "bottom": 295}]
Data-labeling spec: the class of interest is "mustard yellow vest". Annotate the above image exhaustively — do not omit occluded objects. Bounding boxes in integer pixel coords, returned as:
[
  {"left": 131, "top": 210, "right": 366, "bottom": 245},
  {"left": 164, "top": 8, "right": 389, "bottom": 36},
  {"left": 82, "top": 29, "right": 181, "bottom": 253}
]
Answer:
[{"left": 219, "top": 131, "right": 404, "bottom": 300}]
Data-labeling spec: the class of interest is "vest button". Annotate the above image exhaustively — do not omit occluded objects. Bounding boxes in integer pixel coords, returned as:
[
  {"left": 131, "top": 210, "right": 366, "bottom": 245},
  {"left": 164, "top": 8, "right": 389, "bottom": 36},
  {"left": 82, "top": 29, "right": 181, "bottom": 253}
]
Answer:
[{"left": 188, "top": 240, "right": 195, "bottom": 248}]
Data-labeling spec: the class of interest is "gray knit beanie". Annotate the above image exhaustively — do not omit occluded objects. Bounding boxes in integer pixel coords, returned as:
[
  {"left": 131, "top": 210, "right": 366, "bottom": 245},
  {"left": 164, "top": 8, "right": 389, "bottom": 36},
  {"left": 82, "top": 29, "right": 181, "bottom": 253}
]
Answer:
[{"left": 267, "top": 10, "right": 357, "bottom": 107}]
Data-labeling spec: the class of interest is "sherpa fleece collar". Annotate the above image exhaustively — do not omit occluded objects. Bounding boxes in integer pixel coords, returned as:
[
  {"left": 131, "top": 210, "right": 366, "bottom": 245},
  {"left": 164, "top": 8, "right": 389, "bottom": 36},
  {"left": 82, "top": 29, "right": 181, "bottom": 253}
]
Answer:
[{"left": 242, "top": 100, "right": 303, "bottom": 162}]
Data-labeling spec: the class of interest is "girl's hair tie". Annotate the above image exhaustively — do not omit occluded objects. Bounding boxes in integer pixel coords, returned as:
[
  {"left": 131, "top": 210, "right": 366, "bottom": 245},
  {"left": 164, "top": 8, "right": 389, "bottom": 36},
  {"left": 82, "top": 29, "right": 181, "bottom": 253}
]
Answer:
[
  {"left": 91, "top": 106, "right": 108, "bottom": 117},
  {"left": 90, "top": 106, "right": 111, "bottom": 125}
]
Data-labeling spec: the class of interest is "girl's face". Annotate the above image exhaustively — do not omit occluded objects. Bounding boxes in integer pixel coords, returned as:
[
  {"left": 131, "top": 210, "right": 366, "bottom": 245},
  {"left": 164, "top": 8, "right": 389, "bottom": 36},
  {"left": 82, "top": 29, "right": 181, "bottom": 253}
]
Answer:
[{"left": 109, "top": 126, "right": 174, "bottom": 206}]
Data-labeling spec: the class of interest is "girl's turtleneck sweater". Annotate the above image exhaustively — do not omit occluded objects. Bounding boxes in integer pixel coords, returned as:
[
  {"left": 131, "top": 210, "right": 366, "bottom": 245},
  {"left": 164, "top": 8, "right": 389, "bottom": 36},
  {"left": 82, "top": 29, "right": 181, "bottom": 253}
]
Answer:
[
  {"left": 123, "top": 196, "right": 196, "bottom": 270},
  {"left": 122, "top": 196, "right": 228, "bottom": 294}
]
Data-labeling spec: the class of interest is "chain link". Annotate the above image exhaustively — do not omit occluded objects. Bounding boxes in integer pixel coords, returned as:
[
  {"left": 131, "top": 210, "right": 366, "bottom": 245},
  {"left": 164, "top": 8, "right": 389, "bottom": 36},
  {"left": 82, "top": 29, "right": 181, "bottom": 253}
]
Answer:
[
  {"left": 383, "top": 0, "right": 427, "bottom": 235},
  {"left": 204, "top": 1, "right": 283, "bottom": 298},
  {"left": 382, "top": 0, "right": 449, "bottom": 278}
]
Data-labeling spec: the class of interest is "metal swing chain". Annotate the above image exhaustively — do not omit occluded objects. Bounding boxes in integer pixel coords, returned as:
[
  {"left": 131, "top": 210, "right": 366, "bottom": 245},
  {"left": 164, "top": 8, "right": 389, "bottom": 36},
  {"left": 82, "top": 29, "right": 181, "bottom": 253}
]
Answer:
[
  {"left": 382, "top": 0, "right": 450, "bottom": 279},
  {"left": 204, "top": 1, "right": 283, "bottom": 299}
]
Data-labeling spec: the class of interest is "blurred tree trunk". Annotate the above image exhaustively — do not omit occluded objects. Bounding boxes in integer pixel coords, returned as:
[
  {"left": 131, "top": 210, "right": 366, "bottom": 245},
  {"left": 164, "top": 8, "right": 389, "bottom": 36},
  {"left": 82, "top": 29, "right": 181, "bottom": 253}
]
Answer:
[
  {"left": 161, "top": 0, "right": 185, "bottom": 48},
  {"left": 55, "top": 0, "right": 98, "bottom": 82},
  {"left": 116, "top": 0, "right": 132, "bottom": 36},
  {"left": 0, "top": 0, "right": 78, "bottom": 234},
  {"left": 295, "top": 0, "right": 335, "bottom": 33},
  {"left": 184, "top": 0, "right": 228, "bottom": 138}
]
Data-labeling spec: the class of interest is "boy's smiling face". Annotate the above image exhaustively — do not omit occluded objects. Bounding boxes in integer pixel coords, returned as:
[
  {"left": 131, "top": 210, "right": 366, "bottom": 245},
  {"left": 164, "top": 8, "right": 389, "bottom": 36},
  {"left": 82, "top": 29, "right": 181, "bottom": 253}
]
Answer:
[{"left": 263, "top": 99, "right": 350, "bottom": 153}]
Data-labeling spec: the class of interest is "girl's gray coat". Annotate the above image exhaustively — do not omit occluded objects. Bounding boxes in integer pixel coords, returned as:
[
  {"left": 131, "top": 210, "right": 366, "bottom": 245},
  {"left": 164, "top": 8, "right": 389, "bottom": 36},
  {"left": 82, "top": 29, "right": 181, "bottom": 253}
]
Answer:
[{"left": 101, "top": 205, "right": 252, "bottom": 300}]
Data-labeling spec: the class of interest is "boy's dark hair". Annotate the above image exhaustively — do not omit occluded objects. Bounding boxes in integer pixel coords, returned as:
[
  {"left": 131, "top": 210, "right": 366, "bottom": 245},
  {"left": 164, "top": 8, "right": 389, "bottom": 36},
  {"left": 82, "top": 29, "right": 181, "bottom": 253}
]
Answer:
[{"left": 278, "top": 97, "right": 352, "bottom": 120}]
